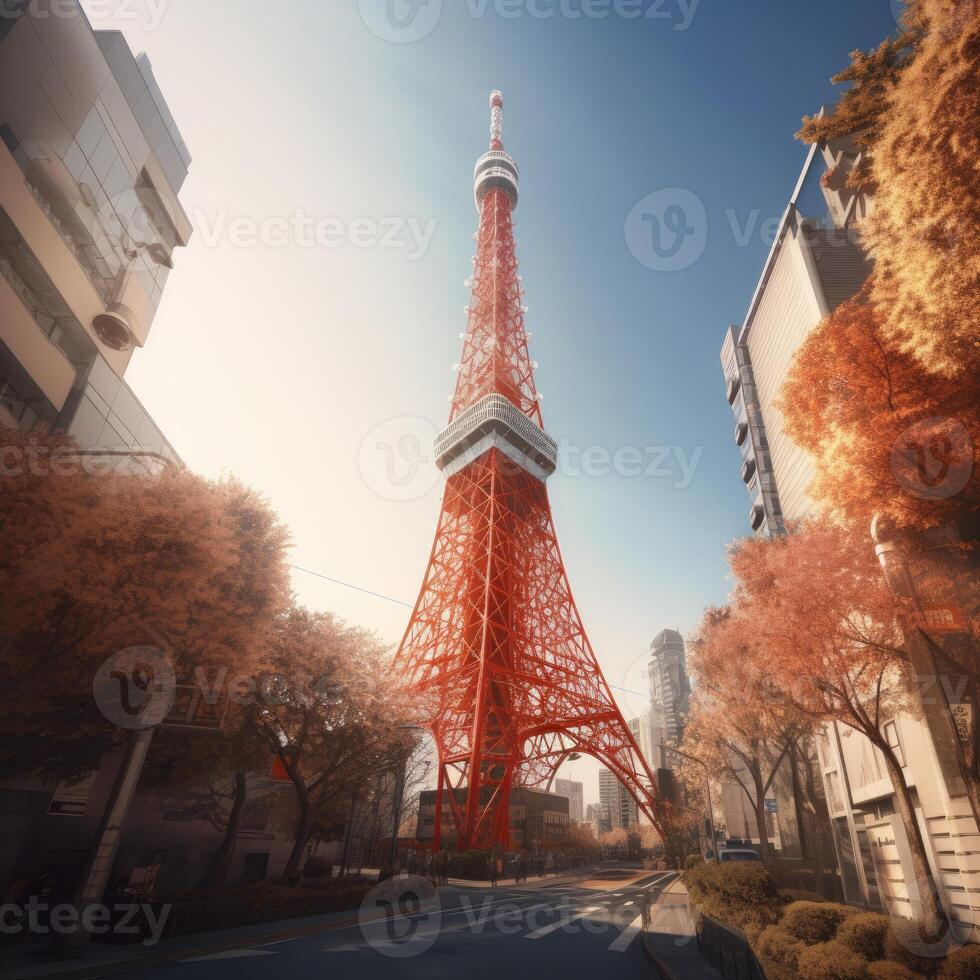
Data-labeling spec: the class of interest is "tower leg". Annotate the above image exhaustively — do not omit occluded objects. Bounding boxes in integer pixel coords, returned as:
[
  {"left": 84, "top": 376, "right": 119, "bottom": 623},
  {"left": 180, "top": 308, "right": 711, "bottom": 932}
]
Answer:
[{"left": 433, "top": 760, "right": 445, "bottom": 852}]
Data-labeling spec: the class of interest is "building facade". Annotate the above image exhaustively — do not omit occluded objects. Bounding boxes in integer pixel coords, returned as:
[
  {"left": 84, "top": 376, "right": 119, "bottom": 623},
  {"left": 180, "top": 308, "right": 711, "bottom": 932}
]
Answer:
[
  {"left": 647, "top": 629, "right": 691, "bottom": 770},
  {"left": 0, "top": 2, "right": 190, "bottom": 463},
  {"left": 598, "top": 768, "right": 638, "bottom": 831},
  {"left": 553, "top": 778, "right": 584, "bottom": 825},
  {"left": 415, "top": 788, "right": 569, "bottom": 849},
  {"left": 719, "top": 136, "right": 980, "bottom": 938}
]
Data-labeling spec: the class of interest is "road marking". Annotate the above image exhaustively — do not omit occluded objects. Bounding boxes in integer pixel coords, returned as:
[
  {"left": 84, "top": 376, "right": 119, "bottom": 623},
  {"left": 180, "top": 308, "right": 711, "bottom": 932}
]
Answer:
[
  {"left": 524, "top": 906, "right": 601, "bottom": 940},
  {"left": 608, "top": 914, "right": 644, "bottom": 953},
  {"left": 181, "top": 949, "right": 277, "bottom": 961},
  {"left": 622, "top": 900, "right": 634, "bottom": 907}
]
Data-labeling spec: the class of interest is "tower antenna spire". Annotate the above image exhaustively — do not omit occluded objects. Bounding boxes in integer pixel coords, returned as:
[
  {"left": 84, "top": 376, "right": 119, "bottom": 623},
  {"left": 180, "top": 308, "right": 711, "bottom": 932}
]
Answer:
[{"left": 489, "top": 90, "right": 504, "bottom": 150}]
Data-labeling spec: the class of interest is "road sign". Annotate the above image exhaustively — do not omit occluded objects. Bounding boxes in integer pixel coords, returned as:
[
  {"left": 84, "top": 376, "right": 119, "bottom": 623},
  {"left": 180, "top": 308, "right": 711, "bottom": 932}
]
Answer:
[{"left": 764, "top": 799, "right": 778, "bottom": 813}]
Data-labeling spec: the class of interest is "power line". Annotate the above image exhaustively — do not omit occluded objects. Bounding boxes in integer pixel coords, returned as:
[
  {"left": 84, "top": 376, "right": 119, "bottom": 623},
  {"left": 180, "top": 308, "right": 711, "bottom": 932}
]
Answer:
[
  {"left": 288, "top": 563, "right": 649, "bottom": 698},
  {"left": 287, "top": 563, "right": 413, "bottom": 608}
]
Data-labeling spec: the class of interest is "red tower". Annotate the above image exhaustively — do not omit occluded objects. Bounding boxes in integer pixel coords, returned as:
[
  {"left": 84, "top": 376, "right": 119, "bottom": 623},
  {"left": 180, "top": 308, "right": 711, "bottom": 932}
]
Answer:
[{"left": 395, "top": 92, "right": 664, "bottom": 851}]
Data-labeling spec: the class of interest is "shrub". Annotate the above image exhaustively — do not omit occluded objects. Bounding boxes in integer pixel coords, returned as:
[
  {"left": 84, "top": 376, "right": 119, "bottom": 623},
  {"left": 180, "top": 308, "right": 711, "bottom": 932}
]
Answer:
[
  {"left": 885, "top": 919, "right": 955, "bottom": 975},
  {"left": 867, "top": 962, "right": 922, "bottom": 979},
  {"left": 938, "top": 944, "right": 980, "bottom": 979},
  {"left": 780, "top": 888, "right": 829, "bottom": 905},
  {"left": 838, "top": 912, "right": 892, "bottom": 961},
  {"left": 683, "top": 860, "right": 783, "bottom": 931},
  {"left": 685, "top": 854, "right": 704, "bottom": 870},
  {"left": 757, "top": 924, "right": 805, "bottom": 973},
  {"left": 782, "top": 900, "right": 860, "bottom": 944},
  {"left": 797, "top": 940, "right": 869, "bottom": 980}
]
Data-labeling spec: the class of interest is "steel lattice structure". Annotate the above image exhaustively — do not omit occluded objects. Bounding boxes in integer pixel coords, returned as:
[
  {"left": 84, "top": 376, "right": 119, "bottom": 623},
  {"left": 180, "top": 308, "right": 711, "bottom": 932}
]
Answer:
[{"left": 394, "top": 92, "right": 665, "bottom": 851}]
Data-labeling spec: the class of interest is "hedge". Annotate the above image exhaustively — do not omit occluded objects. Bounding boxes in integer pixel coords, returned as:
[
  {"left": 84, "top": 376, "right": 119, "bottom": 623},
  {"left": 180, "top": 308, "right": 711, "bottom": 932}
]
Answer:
[
  {"left": 781, "top": 901, "right": 860, "bottom": 945},
  {"left": 938, "top": 944, "right": 980, "bottom": 980},
  {"left": 797, "top": 940, "right": 869, "bottom": 980},
  {"left": 837, "top": 911, "right": 891, "bottom": 961}
]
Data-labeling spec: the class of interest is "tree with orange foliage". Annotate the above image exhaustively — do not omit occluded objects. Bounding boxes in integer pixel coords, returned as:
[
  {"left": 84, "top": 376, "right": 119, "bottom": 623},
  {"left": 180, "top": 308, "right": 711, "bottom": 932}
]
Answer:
[
  {"left": 244, "top": 606, "right": 419, "bottom": 881},
  {"left": 728, "top": 520, "right": 948, "bottom": 931},
  {"left": 861, "top": 0, "right": 980, "bottom": 377},
  {"left": 779, "top": 294, "right": 978, "bottom": 534},
  {"left": 681, "top": 680, "right": 797, "bottom": 869},
  {"left": 0, "top": 425, "right": 292, "bottom": 782}
]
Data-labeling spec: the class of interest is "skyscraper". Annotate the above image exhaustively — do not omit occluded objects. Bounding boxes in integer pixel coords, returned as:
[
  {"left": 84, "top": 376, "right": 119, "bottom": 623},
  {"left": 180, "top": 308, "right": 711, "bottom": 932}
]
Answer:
[
  {"left": 598, "top": 768, "right": 638, "bottom": 831},
  {"left": 648, "top": 629, "right": 691, "bottom": 769},
  {"left": 553, "top": 778, "right": 585, "bottom": 824}
]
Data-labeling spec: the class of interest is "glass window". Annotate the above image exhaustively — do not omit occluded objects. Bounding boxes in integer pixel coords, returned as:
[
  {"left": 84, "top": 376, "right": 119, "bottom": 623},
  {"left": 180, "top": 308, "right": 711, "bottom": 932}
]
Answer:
[{"left": 883, "top": 721, "right": 905, "bottom": 767}]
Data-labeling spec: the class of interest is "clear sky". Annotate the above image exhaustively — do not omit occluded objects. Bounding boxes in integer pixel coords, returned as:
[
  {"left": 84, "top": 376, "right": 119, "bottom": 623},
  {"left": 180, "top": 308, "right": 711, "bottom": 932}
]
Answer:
[{"left": 83, "top": 0, "right": 900, "bottom": 804}]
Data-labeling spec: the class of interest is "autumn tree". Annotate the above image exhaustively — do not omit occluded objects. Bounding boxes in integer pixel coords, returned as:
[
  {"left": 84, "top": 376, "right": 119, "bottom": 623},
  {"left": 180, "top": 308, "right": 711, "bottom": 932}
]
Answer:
[
  {"left": 729, "top": 520, "right": 948, "bottom": 931},
  {"left": 0, "top": 427, "right": 292, "bottom": 781},
  {"left": 779, "top": 294, "right": 979, "bottom": 534},
  {"left": 680, "top": 682, "right": 794, "bottom": 869},
  {"left": 797, "top": 16, "right": 922, "bottom": 150},
  {"left": 861, "top": 0, "right": 980, "bottom": 376},
  {"left": 245, "top": 606, "right": 419, "bottom": 881}
]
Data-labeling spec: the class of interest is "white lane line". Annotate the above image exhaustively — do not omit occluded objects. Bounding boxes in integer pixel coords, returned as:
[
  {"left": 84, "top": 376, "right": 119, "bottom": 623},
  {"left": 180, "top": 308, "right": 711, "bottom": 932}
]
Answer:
[
  {"left": 608, "top": 914, "right": 644, "bottom": 953},
  {"left": 525, "top": 906, "right": 601, "bottom": 940},
  {"left": 181, "top": 949, "right": 277, "bottom": 962},
  {"left": 622, "top": 901, "right": 634, "bottom": 907}
]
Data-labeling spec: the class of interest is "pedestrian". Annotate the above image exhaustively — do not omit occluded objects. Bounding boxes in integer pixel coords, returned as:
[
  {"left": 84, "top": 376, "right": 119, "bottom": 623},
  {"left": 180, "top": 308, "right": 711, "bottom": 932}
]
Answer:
[
  {"left": 489, "top": 857, "right": 499, "bottom": 888},
  {"left": 640, "top": 890, "right": 652, "bottom": 930},
  {"left": 517, "top": 855, "right": 527, "bottom": 884}
]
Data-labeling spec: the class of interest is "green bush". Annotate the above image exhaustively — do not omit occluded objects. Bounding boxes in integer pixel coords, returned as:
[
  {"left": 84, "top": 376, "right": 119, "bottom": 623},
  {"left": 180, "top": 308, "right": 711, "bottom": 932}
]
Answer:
[
  {"left": 782, "top": 900, "right": 860, "bottom": 944},
  {"left": 683, "top": 860, "right": 783, "bottom": 931},
  {"left": 938, "top": 944, "right": 980, "bottom": 979},
  {"left": 757, "top": 924, "right": 805, "bottom": 973},
  {"left": 685, "top": 853, "right": 705, "bottom": 870},
  {"left": 838, "top": 912, "right": 892, "bottom": 961},
  {"left": 797, "top": 940, "right": 869, "bottom": 980},
  {"left": 867, "top": 962, "right": 922, "bottom": 979},
  {"left": 884, "top": 919, "right": 952, "bottom": 975}
]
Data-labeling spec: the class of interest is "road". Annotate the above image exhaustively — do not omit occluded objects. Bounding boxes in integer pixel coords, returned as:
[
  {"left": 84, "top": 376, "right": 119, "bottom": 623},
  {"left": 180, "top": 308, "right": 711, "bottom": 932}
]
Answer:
[{"left": 115, "top": 868, "right": 677, "bottom": 979}]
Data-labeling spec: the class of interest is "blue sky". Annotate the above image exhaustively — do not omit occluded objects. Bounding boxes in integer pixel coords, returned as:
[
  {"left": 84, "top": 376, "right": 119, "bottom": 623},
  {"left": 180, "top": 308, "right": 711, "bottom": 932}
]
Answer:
[{"left": 88, "top": 0, "right": 901, "bottom": 799}]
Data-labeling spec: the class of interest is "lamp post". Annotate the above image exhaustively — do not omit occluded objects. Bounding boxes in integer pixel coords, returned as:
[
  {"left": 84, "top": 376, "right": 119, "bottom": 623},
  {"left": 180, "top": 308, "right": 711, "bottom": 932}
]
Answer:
[{"left": 662, "top": 744, "right": 719, "bottom": 864}]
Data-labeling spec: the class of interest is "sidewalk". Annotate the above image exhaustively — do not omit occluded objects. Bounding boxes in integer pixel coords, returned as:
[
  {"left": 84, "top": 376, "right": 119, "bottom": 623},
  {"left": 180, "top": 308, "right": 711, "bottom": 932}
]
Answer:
[{"left": 641, "top": 877, "right": 723, "bottom": 980}]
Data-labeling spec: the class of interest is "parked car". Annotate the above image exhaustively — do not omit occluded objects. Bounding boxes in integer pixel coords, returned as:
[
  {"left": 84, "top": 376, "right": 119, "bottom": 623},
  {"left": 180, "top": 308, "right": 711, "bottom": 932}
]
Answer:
[{"left": 718, "top": 846, "right": 761, "bottom": 863}]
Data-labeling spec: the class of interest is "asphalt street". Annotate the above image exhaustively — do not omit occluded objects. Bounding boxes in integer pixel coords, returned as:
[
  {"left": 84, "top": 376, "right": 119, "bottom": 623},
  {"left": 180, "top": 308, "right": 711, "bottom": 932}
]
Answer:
[{"left": 114, "top": 869, "right": 678, "bottom": 980}]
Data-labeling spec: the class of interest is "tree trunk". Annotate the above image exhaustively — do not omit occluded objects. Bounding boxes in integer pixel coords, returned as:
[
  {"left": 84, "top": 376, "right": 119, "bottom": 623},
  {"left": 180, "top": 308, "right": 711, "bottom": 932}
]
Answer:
[
  {"left": 201, "top": 772, "right": 247, "bottom": 890},
  {"left": 879, "top": 741, "right": 948, "bottom": 933},
  {"left": 788, "top": 740, "right": 812, "bottom": 862},
  {"left": 282, "top": 800, "right": 314, "bottom": 883},
  {"left": 749, "top": 767, "right": 773, "bottom": 867}
]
